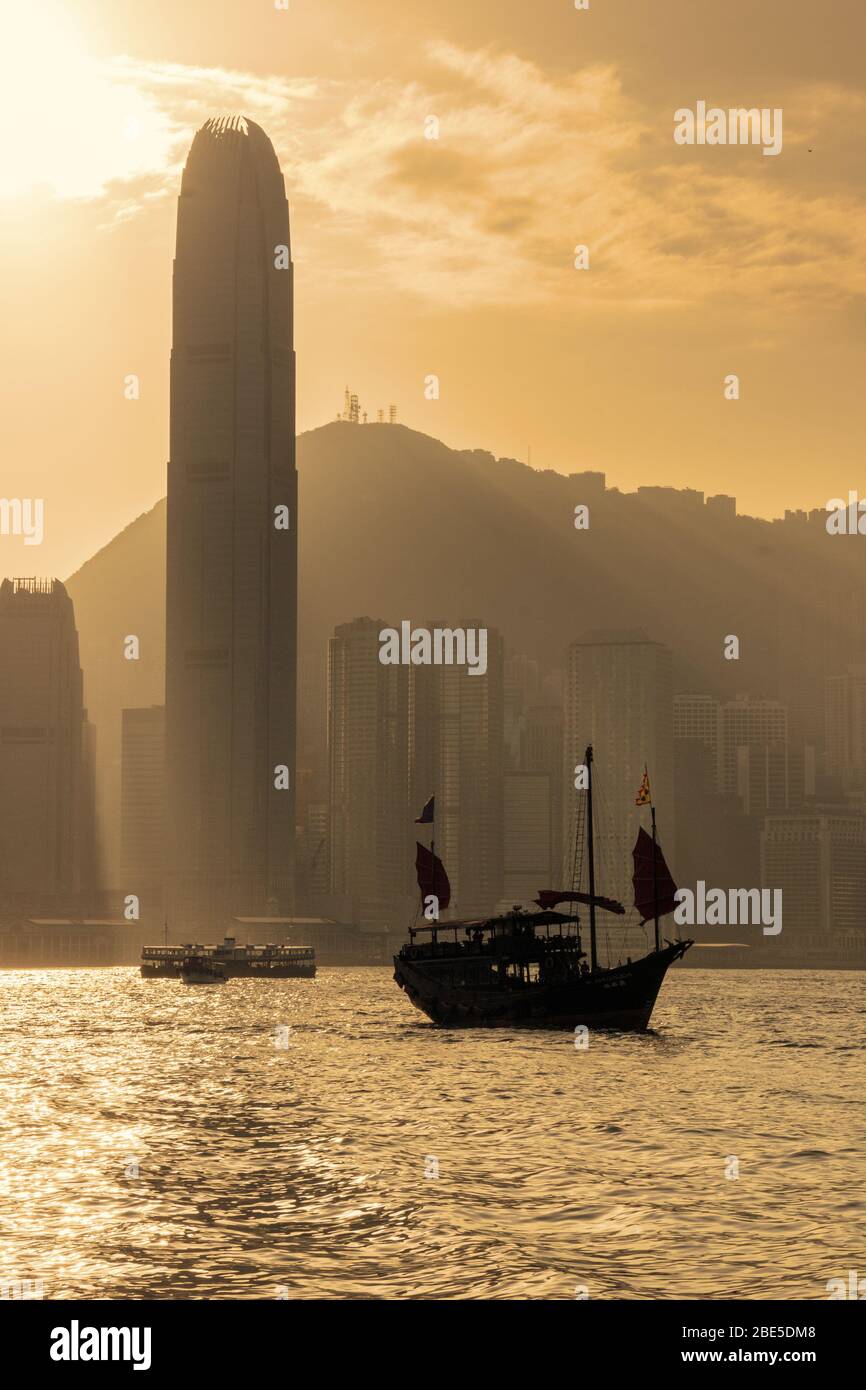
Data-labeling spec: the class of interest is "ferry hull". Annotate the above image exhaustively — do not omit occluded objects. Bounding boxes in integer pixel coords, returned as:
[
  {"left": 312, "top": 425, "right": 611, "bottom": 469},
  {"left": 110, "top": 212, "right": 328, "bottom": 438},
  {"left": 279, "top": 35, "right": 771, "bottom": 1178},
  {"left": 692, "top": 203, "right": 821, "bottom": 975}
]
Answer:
[
  {"left": 141, "top": 961, "right": 315, "bottom": 979},
  {"left": 393, "top": 940, "right": 691, "bottom": 1031}
]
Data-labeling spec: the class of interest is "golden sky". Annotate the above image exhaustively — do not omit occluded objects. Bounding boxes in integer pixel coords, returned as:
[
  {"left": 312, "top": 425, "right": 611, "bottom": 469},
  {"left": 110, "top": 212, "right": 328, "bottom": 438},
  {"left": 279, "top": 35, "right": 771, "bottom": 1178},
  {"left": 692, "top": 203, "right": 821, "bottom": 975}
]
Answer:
[{"left": 1, "top": 0, "right": 865, "bottom": 577}]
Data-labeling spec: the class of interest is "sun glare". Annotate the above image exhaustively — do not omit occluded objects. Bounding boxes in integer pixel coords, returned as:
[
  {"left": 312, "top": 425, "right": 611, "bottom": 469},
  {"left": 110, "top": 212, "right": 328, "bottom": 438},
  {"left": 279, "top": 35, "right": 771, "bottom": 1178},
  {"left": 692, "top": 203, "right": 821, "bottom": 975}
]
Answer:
[{"left": 0, "top": 0, "right": 174, "bottom": 199}]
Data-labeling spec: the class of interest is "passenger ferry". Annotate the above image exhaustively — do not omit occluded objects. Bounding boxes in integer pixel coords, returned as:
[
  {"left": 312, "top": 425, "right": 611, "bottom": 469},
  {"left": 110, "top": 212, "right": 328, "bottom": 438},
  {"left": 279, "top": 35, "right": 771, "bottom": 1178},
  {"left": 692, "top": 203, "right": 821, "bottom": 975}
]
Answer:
[{"left": 141, "top": 935, "right": 316, "bottom": 979}]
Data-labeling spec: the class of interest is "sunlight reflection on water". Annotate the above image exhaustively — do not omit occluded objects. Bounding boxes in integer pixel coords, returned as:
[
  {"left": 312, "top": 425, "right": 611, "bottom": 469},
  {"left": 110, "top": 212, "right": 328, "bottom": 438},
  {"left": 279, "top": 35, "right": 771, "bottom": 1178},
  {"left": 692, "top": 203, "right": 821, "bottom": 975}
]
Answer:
[{"left": 0, "top": 966, "right": 862, "bottom": 1299}]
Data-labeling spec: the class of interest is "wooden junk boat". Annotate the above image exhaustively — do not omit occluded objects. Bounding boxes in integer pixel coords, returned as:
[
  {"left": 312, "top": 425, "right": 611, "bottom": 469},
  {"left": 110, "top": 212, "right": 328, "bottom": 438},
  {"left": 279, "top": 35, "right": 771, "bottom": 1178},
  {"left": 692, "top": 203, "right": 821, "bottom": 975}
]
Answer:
[{"left": 393, "top": 747, "right": 692, "bottom": 1030}]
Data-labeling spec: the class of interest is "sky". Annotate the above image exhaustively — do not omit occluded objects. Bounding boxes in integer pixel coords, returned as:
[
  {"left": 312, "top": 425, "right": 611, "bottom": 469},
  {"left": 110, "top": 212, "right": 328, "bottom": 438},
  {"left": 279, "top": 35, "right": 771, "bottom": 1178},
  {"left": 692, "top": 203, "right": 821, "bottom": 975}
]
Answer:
[{"left": 1, "top": 0, "right": 865, "bottom": 577}]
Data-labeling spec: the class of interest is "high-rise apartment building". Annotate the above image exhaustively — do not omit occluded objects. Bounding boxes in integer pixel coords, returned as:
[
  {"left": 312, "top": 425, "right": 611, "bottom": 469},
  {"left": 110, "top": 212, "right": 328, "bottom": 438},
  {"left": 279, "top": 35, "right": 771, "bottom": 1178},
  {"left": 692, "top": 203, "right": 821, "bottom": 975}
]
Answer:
[
  {"left": 674, "top": 694, "right": 721, "bottom": 792},
  {"left": 720, "top": 696, "right": 788, "bottom": 815},
  {"left": 761, "top": 812, "right": 866, "bottom": 958},
  {"left": 825, "top": 667, "right": 866, "bottom": 785}
]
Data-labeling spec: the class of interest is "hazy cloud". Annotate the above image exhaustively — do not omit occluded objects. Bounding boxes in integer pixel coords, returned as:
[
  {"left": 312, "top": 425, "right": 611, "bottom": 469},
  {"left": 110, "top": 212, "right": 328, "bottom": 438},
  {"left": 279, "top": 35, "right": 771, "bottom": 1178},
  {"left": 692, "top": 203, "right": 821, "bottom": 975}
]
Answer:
[{"left": 73, "top": 46, "right": 866, "bottom": 311}]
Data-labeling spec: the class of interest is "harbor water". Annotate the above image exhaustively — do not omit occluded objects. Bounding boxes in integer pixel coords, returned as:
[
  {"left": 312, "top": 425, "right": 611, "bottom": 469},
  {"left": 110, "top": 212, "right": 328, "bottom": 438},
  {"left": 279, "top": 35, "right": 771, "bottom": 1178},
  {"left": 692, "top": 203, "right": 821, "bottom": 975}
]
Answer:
[{"left": 0, "top": 966, "right": 862, "bottom": 1300}]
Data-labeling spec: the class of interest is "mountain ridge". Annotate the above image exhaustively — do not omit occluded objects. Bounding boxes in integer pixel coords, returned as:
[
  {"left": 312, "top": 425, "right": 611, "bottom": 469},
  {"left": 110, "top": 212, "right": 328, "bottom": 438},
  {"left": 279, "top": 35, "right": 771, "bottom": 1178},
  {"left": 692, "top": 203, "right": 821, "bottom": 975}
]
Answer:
[{"left": 62, "top": 419, "right": 864, "bottom": 880}]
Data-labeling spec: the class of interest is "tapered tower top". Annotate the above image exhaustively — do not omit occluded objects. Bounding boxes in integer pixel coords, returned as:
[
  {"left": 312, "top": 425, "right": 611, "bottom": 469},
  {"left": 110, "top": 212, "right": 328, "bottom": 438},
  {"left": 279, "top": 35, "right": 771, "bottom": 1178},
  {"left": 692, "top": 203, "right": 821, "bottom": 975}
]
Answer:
[
  {"left": 173, "top": 114, "right": 292, "bottom": 341},
  {"left": 178, "top": 115, "right": 290, "bottom": 250},
  {"left": 182, "top": 115, "right": 284, "bottom": 174}
]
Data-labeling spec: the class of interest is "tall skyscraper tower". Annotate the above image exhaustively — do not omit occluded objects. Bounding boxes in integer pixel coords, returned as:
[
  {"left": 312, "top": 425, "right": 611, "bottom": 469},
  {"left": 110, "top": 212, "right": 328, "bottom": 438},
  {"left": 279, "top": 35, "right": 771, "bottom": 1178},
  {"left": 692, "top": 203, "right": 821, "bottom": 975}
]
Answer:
[{"left": 166, "top": 116, "right": 297, "bottom": 925}]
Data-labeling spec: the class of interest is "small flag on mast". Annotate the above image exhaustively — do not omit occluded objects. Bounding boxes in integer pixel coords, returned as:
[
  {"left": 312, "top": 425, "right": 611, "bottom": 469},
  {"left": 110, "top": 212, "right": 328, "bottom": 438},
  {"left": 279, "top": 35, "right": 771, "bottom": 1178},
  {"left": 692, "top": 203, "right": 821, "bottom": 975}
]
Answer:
[
  {"left": 635, "top": 767, "right": 652, "bottom": 807},
  {"left": 415, "top": 796, "right": 435, "bottom": 824}
]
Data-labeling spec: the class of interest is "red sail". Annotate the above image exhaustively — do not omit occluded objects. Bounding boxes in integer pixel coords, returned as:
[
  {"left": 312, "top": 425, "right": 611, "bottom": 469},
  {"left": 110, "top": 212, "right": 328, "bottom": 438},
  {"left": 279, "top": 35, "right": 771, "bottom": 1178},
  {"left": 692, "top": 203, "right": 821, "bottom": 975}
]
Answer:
[
  {"left": 632, "top": 826, "right": 678, "bottom": 923},
  {"left": 415, "top": 842, "right": 451, "bottom": 910}
]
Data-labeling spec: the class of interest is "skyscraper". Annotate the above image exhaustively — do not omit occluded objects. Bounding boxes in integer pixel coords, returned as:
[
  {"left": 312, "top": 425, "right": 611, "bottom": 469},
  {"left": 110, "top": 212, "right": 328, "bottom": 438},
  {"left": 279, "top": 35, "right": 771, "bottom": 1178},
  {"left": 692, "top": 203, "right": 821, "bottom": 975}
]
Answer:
[
  {"left": 564, "top": 629, "right": 673, "bottom": 909},
  {"left": 719, "top": 695, "right": 788, "bottom": 815},
  {"left": 121, "top": 706, "right": 166, "bottom": 908},
  {"left": 409, "top": 622, "right": 505, "bottom": 916},
  {"left": 825, "top": 666, "right": 866, "bottom": 788},
  {"left": 166, "top": 117, "right": 297, "bottom": 925},
  {"left": 673, "top": 694, "right": 722, "bottom": 792},
  {"left": 503, "top": 771, "right": 554, "bottom": 905},
  {"left": 761, "top": 812, "right": 866, "bottom": 960},
  {"left": 0, "top": 578, "right": 95, "bottom": 905},
  {"left": 327, "top": 618, "right": 409, "bottom": 916},
  {"left": 518, "top": 701, "right": 564, "bottom": 887},
  {"left": 499, "top": 678, "right": 564, "bottom": 907}
]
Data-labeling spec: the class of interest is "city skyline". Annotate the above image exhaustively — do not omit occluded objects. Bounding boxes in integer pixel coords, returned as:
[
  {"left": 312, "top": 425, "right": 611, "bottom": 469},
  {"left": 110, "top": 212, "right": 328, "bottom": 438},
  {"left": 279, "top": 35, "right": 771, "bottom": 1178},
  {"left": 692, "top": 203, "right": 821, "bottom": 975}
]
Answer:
[{"left": 19, "top": 398, "right": 861, "bottom": 931}]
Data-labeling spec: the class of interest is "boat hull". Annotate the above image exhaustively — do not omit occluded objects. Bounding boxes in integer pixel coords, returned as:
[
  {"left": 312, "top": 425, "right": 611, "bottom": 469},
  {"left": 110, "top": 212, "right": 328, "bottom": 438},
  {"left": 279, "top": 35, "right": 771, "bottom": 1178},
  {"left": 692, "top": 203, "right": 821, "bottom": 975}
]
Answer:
[
  {"left": 393, "top": 940, "right": 691, "bottom": 1031},
  {"left": 141, "top": 961, "right": 315, "bottom": 979}
]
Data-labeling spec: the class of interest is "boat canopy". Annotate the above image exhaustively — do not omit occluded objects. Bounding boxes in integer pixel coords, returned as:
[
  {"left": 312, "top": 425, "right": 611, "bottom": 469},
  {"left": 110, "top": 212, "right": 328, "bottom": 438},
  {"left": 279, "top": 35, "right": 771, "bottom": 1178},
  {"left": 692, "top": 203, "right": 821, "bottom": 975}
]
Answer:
[
  {"left": 534, "top": 889, "right": 625, "bottom": 915},
  {"left": 410, "top": 909, "right": 580, "bottom": 936}
]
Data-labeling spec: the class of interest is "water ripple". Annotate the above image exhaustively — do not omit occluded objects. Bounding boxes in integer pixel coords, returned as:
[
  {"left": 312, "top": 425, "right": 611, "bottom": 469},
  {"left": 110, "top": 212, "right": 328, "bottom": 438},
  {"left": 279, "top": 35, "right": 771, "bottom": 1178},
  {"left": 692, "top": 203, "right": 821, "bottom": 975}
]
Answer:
[{"left": 0, "top": 966, "right": 863, "bottom": 1299}]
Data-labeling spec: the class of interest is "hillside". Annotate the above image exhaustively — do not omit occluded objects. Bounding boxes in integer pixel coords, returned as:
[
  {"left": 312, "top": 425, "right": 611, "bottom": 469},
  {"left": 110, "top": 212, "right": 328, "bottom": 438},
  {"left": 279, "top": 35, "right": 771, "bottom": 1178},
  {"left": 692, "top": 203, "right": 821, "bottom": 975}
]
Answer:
[{"left": 65, "top": 421, "right": 865, "bottom": 880}]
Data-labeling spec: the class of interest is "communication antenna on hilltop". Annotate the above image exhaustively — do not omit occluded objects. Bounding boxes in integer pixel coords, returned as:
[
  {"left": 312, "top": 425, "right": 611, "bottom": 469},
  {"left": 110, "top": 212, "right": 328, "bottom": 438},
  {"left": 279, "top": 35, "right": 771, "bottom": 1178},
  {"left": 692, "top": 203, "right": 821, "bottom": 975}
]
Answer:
[{"left": 341, "top": 392, "right": 393, "bottom": 424}]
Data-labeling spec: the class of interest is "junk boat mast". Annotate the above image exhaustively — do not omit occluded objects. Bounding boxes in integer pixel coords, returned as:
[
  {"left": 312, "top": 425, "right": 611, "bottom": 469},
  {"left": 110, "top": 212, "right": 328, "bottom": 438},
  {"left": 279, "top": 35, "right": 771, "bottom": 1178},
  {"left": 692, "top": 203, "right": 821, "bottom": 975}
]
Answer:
[{"left": 586, "top": 745, "right": 598, "bottom": 972}]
